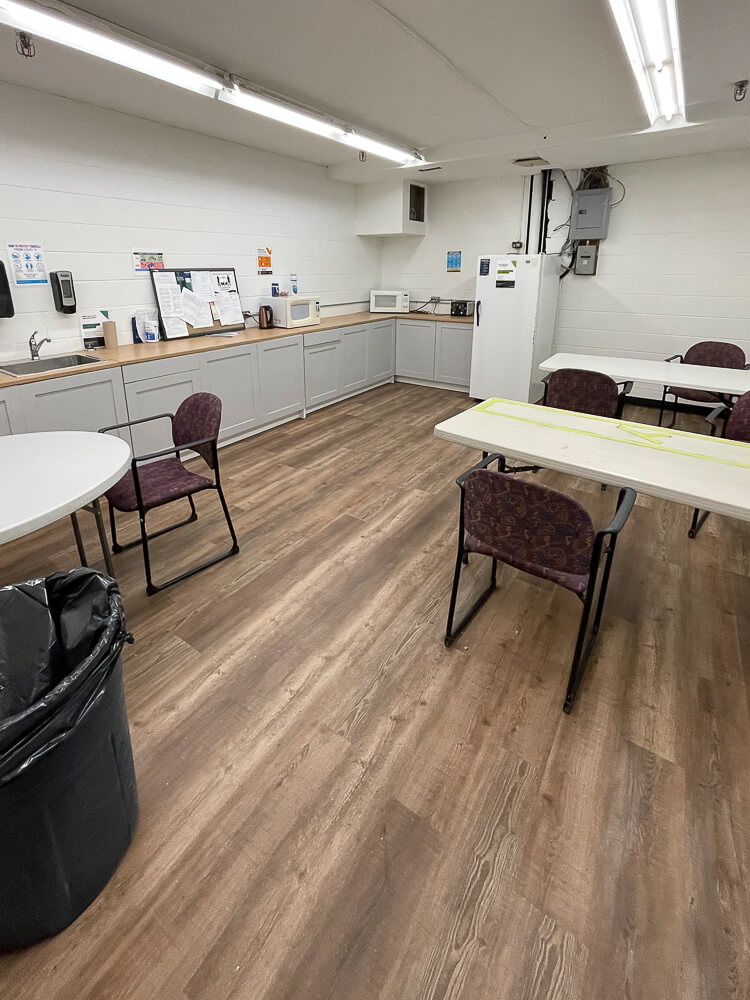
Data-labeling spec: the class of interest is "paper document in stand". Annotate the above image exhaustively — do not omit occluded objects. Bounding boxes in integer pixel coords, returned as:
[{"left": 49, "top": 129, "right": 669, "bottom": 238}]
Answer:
[
  {"left": 214, "top": 291, "right": 243, "bottom": 326},
  {"left": 179, "top": 287, "right": 213, "bottom": 328}
]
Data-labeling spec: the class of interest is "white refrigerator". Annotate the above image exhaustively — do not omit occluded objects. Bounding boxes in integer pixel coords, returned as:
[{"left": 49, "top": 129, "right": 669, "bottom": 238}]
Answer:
[{"left": 469, "top": 253, "right": 560, "bottom": 401}]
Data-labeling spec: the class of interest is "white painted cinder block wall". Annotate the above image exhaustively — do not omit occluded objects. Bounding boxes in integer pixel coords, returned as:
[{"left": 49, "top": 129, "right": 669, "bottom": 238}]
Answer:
[
  {"left": 554, "top": 151, "right": 750, "bottom": 399},
  {"left": 0, "top": 82, "right": 381, "bottom": 361},
  {"left": 378, "top": 177, "right": 525, "bottom": 312}
]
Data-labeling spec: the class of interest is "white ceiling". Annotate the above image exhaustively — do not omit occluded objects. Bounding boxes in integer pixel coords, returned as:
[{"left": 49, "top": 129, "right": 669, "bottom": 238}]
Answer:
[{"left": 1, "top": 0, "right": 749, "bottom": 182}]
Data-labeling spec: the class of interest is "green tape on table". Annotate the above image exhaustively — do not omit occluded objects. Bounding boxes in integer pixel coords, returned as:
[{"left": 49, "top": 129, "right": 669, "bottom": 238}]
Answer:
[{"left": 473, "top": 398, "right": 750, "bottom": 472}]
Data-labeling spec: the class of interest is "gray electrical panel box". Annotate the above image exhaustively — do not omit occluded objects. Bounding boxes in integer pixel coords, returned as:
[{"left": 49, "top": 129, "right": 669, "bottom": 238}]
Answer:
[
  {"left": 569, "top": 188, "right": 613, "bottom": 240},
  {"left": 574, "top": 243, "right": 598, "bottom": 275}
]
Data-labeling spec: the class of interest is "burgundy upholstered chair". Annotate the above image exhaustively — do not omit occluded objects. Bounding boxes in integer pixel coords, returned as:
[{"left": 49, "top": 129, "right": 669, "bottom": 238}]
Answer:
[
  {"left": 100, "top": 392, "right": 239, "bottom": 594},
  {"left": 689, "top": 390, "right": 750, "bottom": 538},
  {"left": 659, "top": 341, "right": 748, "bottom": 428},
  {"left": 444, "top": 455, "right": 636, "bottom": 713},
  {"left": 542, "top": 367, "right": 631, "bottom": 418}
]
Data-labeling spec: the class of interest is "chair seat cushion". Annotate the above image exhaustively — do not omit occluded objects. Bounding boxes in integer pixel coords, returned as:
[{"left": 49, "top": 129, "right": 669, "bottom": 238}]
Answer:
[
  {"left": 667, "top": 386, "right": 720, "bottom": 403},
  {"left": 465, "top": 532, "right": 590, "bottom": 594},
  {"left": 106, "top": 458, "right": 212, "bottom": 513}
]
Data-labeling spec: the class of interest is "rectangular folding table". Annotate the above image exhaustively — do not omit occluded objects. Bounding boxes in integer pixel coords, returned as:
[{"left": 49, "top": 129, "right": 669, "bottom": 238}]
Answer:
[{"left": 434, "top": 397, "right": 750, "bottom": 522}]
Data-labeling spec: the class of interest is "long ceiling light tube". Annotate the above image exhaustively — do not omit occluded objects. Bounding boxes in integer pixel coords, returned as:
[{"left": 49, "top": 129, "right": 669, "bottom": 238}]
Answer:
[
  {"left": 0, "top": 0, "right": 221, "bottom": 96},
  {"left": 607, "top": 0, "right": 685, "bottom": 125},
  {"left": 217, "top": 86, "right": 346, "bottom": 141},
  {"left": 0, "top": 0, "right": 424, "bottom": 164}
]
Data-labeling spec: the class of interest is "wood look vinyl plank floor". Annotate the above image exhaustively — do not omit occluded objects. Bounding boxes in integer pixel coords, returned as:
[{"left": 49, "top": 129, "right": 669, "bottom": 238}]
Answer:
[{"left": 1, "top": 383, "right": 749, "bottom": 999}]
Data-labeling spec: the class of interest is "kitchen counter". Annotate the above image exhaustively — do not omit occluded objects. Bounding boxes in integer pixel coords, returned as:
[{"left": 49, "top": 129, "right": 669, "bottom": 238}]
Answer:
[{"left": 0, "top": 311, "right": 472, "bottom": 389}]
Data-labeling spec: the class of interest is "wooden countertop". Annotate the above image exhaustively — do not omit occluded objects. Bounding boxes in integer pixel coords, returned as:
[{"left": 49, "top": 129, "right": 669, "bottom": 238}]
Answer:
[{"left": 0, "top": 311, "right": 472, "bottom": 389}]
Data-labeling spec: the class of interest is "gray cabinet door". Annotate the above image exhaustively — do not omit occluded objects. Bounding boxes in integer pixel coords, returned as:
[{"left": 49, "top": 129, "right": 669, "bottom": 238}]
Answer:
[
  {"left": 304, "top": 341, "right": 341, "bottom": 409},
  {"left": 396, "top": 320, "right": 436, "bottom": 379},
  {"left": 258, "top": 335, "right": 304, "bottom": 422},
  {"left": 340, "top": 325, "right": 368, "bottom": 393},
  {"left": 19, "top": 368, "right": 129, "bottom": 443},
  {"left": 199, "top": 343, "right": 259, "bottom": 442},
  {"left": 367, "top": 320, "right": 395, "bottom": 383},
  {"left": 0, "top": 387, "right": 27, "bottom": 435},
  {"left": 125, "top": 368, "right": 203, "bottom": 457},
  {"left": 434, "top": 323, "right": 472, "bottom": 386}
]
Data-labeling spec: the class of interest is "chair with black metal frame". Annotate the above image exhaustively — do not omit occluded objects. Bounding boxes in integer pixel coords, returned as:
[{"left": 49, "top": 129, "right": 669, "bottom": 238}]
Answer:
[
  {"left": 540, "top": 368, "right": 633, "bottom": 490},
  {"left": 542, "top": 367, "right": 633, "bottom": 419},
  {"left": 658, "top": 341, "right": 749, "bottom": 428},
  {"left": 99, "top": 392, "right": 239, "bottom": 595},
  {"left": 444, "top": 454, "right": 636, "bottom": 713},
  {"left": 688, "top": 390, "right": 750, "bottom": 538}
]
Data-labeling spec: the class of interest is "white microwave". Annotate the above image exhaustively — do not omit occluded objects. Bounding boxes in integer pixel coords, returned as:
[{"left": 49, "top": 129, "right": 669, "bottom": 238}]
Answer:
[
  {"left": 370, "top": 290, "right": 410, "bottom": 313},
  {"left": 260, "top": 296, "right": 320, "bottom": 328}
]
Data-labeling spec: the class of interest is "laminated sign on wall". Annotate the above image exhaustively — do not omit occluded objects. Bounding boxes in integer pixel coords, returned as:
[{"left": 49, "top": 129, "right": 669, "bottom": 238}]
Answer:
[
  {"left": 7, "top": 243, "right": 47, "bottom": 285},
  {"left": 446, "top": 250, "right": 462, "bottom": 272},
  {"left": 257, "top": 248, "right": 272, "bottom": 275}
]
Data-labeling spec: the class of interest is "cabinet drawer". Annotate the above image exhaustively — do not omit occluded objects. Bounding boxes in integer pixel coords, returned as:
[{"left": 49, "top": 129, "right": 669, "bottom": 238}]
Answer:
[
  {"left": 303, "top": 327, "right": 342, "bottom": 348},
  {"left": 122, "top": 353, "right": 201, "bottom": 383}
]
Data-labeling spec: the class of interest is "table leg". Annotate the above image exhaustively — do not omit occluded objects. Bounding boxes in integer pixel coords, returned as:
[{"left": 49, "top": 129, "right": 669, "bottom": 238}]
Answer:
[
  {"left": 70, "top": 512, "right": 88, "bottom": 566},
  {"left": 91, "top": 498, "right": 116, "bottom": 579}
]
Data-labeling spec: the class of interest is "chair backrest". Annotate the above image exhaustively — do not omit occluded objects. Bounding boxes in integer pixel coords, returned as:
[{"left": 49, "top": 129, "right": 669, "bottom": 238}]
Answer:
[
  {"left": 726, "top": 392, "right": 750, "bottom": 442},
  {"left": 684, "top": 341, "right": 746, "bottom": 369},
  {"left": 544, "top": 368, "right": 620, "bottom": 418},
  {"left": 464, "top": 469, "right": 595, "bottom": 577},
  {"left": 172, "top": 392, "right": 222, "bottom": 467}
]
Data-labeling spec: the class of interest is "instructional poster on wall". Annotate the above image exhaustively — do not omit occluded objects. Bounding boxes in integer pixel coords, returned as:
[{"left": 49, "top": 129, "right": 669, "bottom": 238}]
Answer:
[
  {"left": 7, "top": 242, "right": 48, "bottom": 285},
  {"left": 132, "top": 249, "right": 165, "bottom": 273},
  {"left": 257, "top": 247, "right": 272, "bottom": 275},
  {"left": 151, "top": 267, "right": 244, "bottom": 338},
  {"left": 446, "top": 250, "right": 462, "bottom": 272}
]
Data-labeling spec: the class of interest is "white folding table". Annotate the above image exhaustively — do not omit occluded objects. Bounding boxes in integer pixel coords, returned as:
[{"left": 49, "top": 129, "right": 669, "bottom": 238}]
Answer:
[
  {"left": 0, "top": 431, "right": 131, "bottom": 577},
  {"left": 539, "top": 352, "right": 750, "bottom": 399},
  {"left": 434, "top": 397, "right": 750, "bottom": 522}
]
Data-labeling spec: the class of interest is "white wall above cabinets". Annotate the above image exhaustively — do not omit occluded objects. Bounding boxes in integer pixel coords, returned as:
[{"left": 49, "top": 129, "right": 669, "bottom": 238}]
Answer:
[
  {"left": 0, "top": 81, "right": 381, "bottom": 363},
  {"left": 356, "top": 180, "right": 426, "bottom": 236}
]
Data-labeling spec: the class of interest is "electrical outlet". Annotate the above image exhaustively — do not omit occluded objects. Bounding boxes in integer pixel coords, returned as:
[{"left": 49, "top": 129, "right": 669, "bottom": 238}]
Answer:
[{"left": 429, "top": 296, "right": 440, "bottom": 304}]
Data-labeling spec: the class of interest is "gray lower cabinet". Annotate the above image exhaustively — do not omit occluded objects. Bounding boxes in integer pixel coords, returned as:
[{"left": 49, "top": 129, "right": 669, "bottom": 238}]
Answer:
[
  {"left": 339, "top": 325, "right": 368, "bottom": 393},
  {"left": 199, "top": 343, "right": 260, "bottom": 442},
  {"left": 18, "top": 367, "right": 129, "bottom": 443},
  {"left": 396, "top": 319, "right": 436, "bottom": 380},
  {"left": 124, "top": 364, "right": 202, "bottom": 457},
  {"left": 304, "top": 330, "right": 341, "bottom": 409},
  {"left": 0, "top": 387, "right": 27, "bottom": 435},
  {"left": 366, "top": 320, "right": 395, "bottom": 383},
  {"left": 258, "top": 335, "right": 304, "bottom": 422},
  {"left": 434, "top": 322, "right": 472, "bottom": 386}
]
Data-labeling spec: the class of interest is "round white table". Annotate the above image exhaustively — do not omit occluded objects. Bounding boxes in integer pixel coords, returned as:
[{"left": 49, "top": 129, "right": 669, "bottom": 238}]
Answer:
[{"left": 0, "top": 431, "right": 131, "bottom": 577}]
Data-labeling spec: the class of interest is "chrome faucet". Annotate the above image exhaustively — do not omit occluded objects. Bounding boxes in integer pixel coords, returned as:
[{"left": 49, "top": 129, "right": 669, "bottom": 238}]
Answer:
[{"left": 29, "top": 331, "right": 51, "bottom": 360}]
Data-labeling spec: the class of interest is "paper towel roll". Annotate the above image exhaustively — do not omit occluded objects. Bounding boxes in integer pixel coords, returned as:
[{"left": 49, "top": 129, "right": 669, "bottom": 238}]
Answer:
[{"left": 102, "top": 320, "right": 118, "bottom": 349}]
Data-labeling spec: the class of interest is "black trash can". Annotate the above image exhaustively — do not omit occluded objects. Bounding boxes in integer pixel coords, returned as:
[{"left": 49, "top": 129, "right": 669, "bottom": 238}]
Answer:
[{"left": 0, "top": 568, "right": 138, "bottom": 952}]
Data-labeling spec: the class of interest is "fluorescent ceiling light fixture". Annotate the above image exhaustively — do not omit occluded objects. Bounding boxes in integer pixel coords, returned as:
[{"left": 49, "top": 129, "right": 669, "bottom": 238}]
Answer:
[
  {"left": 340, "top": 131, "right": 423, "bottom": 166},
  {"left": 0, "top": 0, "right": 220, "bottom": 95},
  {"left": 608, "top": 0, "right": 685, "bottom": 124},
  {"left": 218, "top": 87, "right": 345, "bottom": 140},
  {"left": 220, "top": 85, "right": 423, "bottom": 165}
]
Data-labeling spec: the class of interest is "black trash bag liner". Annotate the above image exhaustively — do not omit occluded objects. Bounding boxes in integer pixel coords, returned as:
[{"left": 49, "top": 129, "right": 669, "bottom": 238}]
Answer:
[
  {"left": 0, "top": 568, "right": 131, "bottom": 784},
  {"left": 0, "top": 568, "right": 137, "bottom": 951}
]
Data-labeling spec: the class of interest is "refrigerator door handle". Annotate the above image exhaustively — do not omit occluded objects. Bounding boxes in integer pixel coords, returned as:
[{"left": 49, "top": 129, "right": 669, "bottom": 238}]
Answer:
[{"left": 476, "top": 300, "right": 481, "bottom": 326}]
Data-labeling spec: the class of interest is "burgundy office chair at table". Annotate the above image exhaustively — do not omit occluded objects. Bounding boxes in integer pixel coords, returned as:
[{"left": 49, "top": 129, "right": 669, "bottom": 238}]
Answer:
[
  {"left": 100, "top": 392, "right": 239, "bottom": 595},
  {"left": 658, "top": 341, "right": 748, "bottom": 428},
  {"left": 688, "top": 390, "right": 750, "bottom": 538},
  {"left": 542, "top": 367, "right": 632, "bottom": 418},
  {"left": 444, "top": 455, "right": 636, "bottom": 713}
]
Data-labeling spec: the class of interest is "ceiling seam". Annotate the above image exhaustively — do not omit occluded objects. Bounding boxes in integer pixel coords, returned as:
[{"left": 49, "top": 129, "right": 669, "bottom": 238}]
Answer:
[{"left": 363, "top": 0, "right": 532, "bottom": 130}]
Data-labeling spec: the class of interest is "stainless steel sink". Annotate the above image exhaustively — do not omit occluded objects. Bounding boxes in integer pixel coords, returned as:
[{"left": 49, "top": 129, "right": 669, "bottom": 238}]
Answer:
[{"left": 0, "top": 354, "right": 101, "bottom": 377}]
